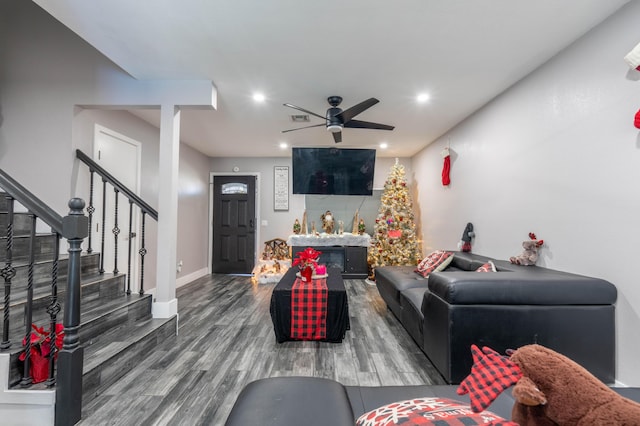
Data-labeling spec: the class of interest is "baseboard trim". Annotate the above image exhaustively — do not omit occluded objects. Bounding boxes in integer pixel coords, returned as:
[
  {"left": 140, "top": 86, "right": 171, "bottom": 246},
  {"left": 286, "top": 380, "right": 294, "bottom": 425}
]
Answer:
[
  {"left": 152, "top": 298, "right": 178, "bottom": 318},
  {"left": 0, "top": 354, "right": 55, "bottom": 425},
  {"left": 177, "top": 267, "right": 209, "bottom": 288}
]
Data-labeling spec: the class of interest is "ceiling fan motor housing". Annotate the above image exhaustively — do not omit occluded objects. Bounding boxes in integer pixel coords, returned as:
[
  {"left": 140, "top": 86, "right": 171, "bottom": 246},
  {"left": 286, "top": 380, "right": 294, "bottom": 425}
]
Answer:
[{"left": 326, "top": 106, "right": 344, "bottom": 132}]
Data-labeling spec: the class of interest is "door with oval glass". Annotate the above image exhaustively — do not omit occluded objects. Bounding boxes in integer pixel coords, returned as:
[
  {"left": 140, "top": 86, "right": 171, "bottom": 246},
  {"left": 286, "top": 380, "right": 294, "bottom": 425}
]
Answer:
[{"left": 212, "top": 175, "right": 256, "bottom": 274}]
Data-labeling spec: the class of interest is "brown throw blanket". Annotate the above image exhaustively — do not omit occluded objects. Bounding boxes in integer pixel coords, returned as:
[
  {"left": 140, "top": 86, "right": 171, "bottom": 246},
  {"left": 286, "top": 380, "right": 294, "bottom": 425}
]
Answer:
[{"left": 290, "top": 277, "right": 328, "bottom": 340}]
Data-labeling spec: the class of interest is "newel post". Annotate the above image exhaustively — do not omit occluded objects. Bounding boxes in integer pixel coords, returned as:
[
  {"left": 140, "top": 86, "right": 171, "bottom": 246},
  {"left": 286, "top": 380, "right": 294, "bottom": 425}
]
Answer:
[{"left": 55, "top": 198, "right": 87, "bottom": 426}]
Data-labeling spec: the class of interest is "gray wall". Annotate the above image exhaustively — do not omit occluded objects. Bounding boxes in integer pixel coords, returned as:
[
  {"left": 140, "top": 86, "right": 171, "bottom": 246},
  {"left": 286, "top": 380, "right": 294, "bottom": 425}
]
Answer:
[
  {"left": 412, "top": 1, "right": 640, "bottom": 386},
  {"left": 209, "top": 156, "right": 413, "bottom": 247}
]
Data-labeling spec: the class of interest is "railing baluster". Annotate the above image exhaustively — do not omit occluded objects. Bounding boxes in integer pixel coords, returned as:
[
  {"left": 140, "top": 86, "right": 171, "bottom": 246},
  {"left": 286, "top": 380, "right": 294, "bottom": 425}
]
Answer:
[
  {"left": 20, "top": 213, "right": 37, "bottom": 387},
  {"left": 1, "top": 195, "right": 16, "bottom": 349},
  {"left": 112, "top": 188, "right": 119, "bottom": 274},
  {"left": 46, "top": 235, "right": 61, "bottom": 387},
  {"left": 138, "top": 212, "right": 147, "bottom": 295},
  {"left": 99, "top": 179, "right": 107, "bottom": 274},
  {"left": 126, "top": 200, "right": 133, "bottom": 295},
  {"left": 86, "top": 171, "right": 95, "bottom": 254}
]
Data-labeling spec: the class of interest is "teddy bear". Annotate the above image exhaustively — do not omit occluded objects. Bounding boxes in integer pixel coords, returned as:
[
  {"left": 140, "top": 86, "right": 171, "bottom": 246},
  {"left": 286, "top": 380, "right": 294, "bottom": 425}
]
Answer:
[
  {"left": 509, "top": 232, "right": 543, "bottom": 265},
  {"left": 457, "top": 344, "right": 640, "bottom": 425}
]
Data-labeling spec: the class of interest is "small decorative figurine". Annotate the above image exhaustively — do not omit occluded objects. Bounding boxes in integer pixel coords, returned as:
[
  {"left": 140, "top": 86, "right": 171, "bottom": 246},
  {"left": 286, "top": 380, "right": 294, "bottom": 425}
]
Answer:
[
  {"left": 293, "top": 219, "right": 301, "bottom": 235},
  {"left": 301, "top": 210, "right": 308, "bottom": 235},
  {"left": 338, "top": 220, "right": 344, "bottom": 235},
  {"left": 321, "top": 210, "right": 335, "bottom": 234},
  {"left": 352, "top": 209, "right": 360, "bottom": 234},
  {"left": 311, "top": 221, "right": 317, "bottom": 235},
  {"left": 358, "top": 219, "right": 366, "bottom": 235}
]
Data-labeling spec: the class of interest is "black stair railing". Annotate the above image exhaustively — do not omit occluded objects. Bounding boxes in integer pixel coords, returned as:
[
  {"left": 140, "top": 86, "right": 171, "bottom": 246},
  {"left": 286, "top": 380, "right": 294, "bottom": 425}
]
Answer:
[
  {"left": 0, "top": 168, "right": 64, "bottom": 387},
  {"left": 75, "top": 149, "right": 158, "bottom": 295}
]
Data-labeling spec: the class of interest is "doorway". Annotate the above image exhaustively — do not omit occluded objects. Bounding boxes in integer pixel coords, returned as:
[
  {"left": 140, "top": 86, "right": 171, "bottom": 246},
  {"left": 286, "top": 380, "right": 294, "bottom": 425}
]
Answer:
[
  {"left": 211, "top": 175, "right": 257, "bottom": 274},
  {"left": 93, "top": 124, "right": 141, "bottom": 285}
]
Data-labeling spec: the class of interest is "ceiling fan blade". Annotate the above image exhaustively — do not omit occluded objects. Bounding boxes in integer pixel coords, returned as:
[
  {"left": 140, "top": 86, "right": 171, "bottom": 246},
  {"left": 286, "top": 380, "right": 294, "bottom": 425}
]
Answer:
[
  {"left": 283, "top": 103, "right": 327, "bottom": 120},
  {"left": 332, "top": 131, "right": 342, "bottom": 143},
  {"left": 344, "top": 119, "right": 394, "bottom": 131},
  {"left": 335, "top": 98, "right": 379, "bottom": 123},
  {"left": 281, "top": 123, "right": 326, "bottom": 133}
]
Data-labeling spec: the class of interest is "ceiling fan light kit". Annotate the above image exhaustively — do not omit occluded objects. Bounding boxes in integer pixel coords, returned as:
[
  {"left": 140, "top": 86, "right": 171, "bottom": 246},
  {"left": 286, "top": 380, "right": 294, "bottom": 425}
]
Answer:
[{"left": 282, "top": 96, "right": 394, "bottom": 143}]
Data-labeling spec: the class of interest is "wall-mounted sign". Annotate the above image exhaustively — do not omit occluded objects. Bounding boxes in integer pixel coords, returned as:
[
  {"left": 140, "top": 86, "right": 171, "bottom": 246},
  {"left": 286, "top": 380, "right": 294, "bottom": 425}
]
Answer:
[{"left": 274, "top": 166, "right": 289, "bottom": 211}]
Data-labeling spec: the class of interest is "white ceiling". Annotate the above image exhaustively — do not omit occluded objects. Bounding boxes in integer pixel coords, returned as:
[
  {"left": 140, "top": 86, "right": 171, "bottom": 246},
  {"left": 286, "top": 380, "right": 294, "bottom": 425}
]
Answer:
[{"left": 33, "top": 0, "right": 629, "bottom": 158}]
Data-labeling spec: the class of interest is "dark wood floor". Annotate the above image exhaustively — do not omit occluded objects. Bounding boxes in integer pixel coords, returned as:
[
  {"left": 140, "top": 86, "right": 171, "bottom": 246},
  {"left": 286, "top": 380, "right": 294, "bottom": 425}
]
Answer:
[{"left": 78, "top": 273, "right": 446, "bottom": 425}]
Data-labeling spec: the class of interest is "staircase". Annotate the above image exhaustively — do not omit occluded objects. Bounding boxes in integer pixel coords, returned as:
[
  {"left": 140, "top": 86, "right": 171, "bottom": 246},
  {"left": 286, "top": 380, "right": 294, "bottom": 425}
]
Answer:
[{"left": 0, "top": 195, "right": 177, "bottom": 423}]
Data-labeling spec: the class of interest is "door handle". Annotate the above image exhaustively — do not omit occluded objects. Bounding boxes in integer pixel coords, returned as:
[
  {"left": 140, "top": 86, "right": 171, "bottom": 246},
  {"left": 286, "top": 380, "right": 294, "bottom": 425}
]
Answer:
[{"left": 249, "top": 219, "right": 254, "bottom": 228}]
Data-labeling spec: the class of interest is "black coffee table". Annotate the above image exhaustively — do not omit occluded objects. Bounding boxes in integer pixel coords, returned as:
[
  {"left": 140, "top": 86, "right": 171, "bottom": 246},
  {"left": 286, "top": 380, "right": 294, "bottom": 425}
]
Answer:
[{"left": 270, "top": 267, "right": 350, "bottom": 343}]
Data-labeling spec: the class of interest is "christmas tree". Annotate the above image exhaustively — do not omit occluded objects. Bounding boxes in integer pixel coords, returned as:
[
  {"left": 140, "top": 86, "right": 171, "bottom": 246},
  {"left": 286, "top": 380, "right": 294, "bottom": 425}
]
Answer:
[{"left": 368, "top": 160, "right": 422, "bottom": 278}]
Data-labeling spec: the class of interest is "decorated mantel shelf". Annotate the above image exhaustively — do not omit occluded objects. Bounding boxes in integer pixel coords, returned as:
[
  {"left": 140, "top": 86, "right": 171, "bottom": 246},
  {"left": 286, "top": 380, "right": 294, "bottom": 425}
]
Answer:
[
  {"left": 286, "top": 232, "right": 371, "bottom": 248},
  {"left": 288, "top": 233, "right": 370, "bottom": 279}
]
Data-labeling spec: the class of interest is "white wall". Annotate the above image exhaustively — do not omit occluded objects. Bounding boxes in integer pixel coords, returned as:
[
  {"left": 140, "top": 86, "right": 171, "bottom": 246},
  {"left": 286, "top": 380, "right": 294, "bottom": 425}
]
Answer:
[{"left": 412, "top": 1, "right": 640, "bottom": 386}]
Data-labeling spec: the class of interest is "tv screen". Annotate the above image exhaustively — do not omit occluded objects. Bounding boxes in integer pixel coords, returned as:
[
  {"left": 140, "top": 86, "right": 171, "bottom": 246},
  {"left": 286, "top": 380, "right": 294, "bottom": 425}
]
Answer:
[{"left": 292, "top": 148, "right": 376, "bottom": 195}]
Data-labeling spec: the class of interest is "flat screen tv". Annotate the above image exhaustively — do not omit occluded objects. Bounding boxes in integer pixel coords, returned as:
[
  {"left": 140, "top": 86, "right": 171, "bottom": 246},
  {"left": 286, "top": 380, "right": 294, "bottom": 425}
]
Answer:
[{"left": 292, "top": 147, "right": 376, "bottom": 195}]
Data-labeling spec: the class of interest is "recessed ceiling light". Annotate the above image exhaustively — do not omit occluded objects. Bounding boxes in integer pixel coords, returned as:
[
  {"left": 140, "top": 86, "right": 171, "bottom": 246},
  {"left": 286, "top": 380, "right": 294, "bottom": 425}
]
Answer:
[
  {"left": 417, "top": 93, "right": 430, "bottom": 103},
  {"left": 380, "top": 143, "right": 388, "bottom": 149},
  {"left": 279, "top": 142, "right": 288, "bottom": 149},
  {"left": 253, "top": 93, "right": 266, "bottom": 102}
]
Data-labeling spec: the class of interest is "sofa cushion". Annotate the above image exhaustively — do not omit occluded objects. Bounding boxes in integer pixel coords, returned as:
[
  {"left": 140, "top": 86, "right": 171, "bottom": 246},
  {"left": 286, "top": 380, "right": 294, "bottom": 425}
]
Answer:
[
  {"left": 448, "top": 252, "right": 493, "bottom": 271},
  {"left": 355, "top": 397, "right": 510, "bottom": 425},
  {"left": 415, "top": 250, "right": 454, "bottom": 278},
  {"left": 225, "top": 377, "right": 354, "bottom": 426},
  {"left": 400, "top": 287, "right": 426, "bottom": 346},
  {"left": 375, "top": 266, "right": 428, "bottom": 316},
  {"left": 427, "top": 270, "right": 617, "bottom": 305}
]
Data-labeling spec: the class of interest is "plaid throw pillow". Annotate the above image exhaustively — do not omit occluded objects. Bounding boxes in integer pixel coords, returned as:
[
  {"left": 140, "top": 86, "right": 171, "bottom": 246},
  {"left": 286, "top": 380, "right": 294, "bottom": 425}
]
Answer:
[
  {"left": 415, "top": 250, "right": 453, "bottom": 278},
  {"left": 476, "top": 261, "right": 497, "bottom": 272},
  {"left": 457, "top": 345, "right": 522, "bottom": 413},
  {"left": 355, "top": 397, "right": 515, "bottom": 426}
]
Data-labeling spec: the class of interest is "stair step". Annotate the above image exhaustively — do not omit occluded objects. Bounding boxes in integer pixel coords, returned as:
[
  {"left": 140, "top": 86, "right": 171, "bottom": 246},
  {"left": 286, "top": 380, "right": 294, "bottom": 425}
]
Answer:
[
  {"left": 0, "top": 212, "right": 39, "bottom": 237},
  {"left": 2, "top": 273, "right": 126, "bottom": 340},
  {"left": 82, "top": 315, "right": 177, "bottom": 404},
  {"left": 6, "top": 292, "right": 156, "bottom": 387},
  {"left": 1, "top": 252, "right": 100, "bottom": 293},
  {"left": 0, "top": 234, "right": 58, "bottom": 262}
]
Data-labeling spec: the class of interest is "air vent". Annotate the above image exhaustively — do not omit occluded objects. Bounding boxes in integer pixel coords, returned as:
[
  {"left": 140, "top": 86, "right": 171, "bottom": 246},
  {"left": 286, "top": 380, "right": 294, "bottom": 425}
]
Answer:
[{"left": 290, "top": 114, "right": 310, "bottom": 122}]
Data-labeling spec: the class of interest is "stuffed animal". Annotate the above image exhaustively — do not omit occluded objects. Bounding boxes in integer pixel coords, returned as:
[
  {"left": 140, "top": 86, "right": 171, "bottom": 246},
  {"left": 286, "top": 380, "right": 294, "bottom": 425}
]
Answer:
[
  {"left": 457, "top": 344, "right": 640, "bottom": 425},
  {"left": 509, "top": 232, "right": 543, "bottom": 265}
]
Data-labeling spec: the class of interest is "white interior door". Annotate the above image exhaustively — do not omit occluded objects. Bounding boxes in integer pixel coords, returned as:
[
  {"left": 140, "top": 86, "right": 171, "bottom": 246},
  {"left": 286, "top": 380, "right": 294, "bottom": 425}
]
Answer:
[{"left": 93, "top": 124, "right": 141, "bottom": 289}]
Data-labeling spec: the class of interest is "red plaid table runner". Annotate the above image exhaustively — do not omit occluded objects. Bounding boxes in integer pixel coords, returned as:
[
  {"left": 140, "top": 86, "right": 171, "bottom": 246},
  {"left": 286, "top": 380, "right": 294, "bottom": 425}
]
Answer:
[{"left": 290, "top": 277, "right": 328, "bottom": 340}]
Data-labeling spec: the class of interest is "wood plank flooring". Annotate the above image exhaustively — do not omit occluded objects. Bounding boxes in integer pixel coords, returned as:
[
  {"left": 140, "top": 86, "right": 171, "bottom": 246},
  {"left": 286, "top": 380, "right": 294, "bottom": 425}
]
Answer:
[{"left": 77, "top": 274, "right": 446, "bottom": 425}]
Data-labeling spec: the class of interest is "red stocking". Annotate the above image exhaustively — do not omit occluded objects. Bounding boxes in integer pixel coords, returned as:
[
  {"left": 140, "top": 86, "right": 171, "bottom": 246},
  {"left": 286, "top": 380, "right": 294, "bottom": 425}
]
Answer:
[{"left": 441, "top": 147, "right": 451, "bottom": 186}]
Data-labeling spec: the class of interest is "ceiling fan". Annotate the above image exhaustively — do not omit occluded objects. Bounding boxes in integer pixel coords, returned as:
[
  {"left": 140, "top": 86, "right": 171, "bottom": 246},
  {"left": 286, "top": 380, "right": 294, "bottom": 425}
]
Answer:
[{"left": 282, "top": 96, "right": 394, "bottom": 143}]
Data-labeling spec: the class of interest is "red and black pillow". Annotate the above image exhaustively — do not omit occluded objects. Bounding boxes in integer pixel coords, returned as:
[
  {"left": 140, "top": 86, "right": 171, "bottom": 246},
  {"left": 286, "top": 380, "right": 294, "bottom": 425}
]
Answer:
[
  {"left": 415, "top": 250, "right": 454, "bottom": 278},
  {"left": 355, "top": 397, "right": 514, "bottom": 425}
]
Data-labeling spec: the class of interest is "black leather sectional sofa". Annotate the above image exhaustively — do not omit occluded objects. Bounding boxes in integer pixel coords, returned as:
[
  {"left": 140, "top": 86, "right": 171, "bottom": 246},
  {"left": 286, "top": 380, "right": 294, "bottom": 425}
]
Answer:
[
  {"left": 374, "top": 251, "right": 618, "bottom": 384},
  {"left": 225, "top": 376, "right": 519, "bottom": 425},
  {"left": 225, "top": 376, "right": 640, "bottom": 425}
]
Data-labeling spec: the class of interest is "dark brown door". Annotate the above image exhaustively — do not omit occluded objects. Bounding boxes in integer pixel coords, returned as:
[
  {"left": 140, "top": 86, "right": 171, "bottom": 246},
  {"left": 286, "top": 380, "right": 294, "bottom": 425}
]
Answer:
[{"left": 212, "top": 175, "right": 256, "bottom": 273}]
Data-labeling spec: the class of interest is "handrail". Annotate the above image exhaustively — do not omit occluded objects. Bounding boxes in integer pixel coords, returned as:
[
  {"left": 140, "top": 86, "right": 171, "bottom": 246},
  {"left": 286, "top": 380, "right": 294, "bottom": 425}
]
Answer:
[
  {"left": 75, "top": 149, "right": 158, "bottom": 220},
  {"left": 0, "top": 168, "right": 63, "bottom": 234}
]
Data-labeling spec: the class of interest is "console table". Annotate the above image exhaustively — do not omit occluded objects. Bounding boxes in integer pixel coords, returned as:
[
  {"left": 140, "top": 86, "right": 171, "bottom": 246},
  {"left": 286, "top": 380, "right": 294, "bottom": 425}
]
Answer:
[{"left": 287, "top": 233, "right": 370, "bottom": 279}]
